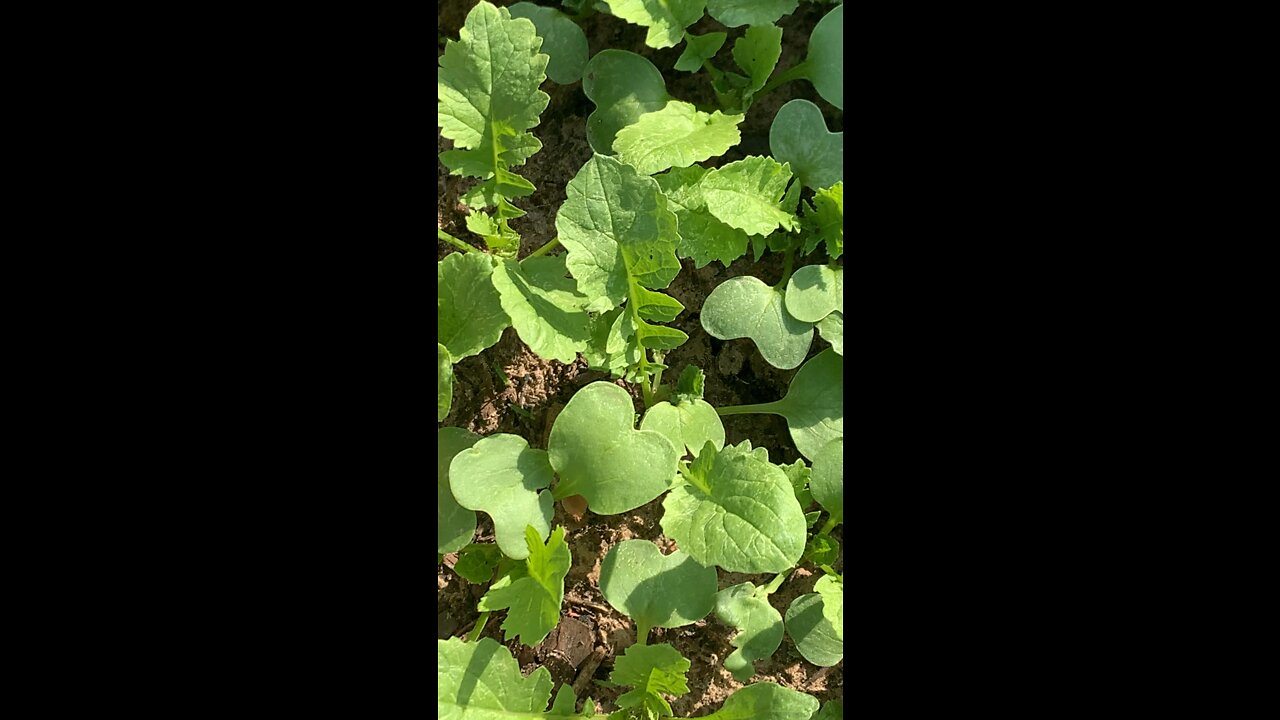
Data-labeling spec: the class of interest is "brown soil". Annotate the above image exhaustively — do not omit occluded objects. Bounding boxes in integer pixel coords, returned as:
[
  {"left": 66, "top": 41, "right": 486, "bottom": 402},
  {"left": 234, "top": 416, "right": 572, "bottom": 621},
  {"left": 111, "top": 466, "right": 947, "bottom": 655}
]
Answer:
[{"left": 438, "top": 1, "right": 843, "bottom": 715}]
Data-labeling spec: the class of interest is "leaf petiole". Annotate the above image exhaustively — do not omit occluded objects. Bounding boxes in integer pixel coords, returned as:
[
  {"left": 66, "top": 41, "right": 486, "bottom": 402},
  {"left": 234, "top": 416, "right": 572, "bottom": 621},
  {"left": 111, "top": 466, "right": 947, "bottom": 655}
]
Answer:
[
  {"left": 467, "top": 612, "right": 490, "bottom": 642},
  {"left": 526, "top": 236, "right": 561, "bottom": 258},
  {"left": 716, "top": 400, "right": 784, "bottom": 417},
  {"left": 754, "top": 60, "right": 812, "bottom": 99},
  {"left": 439, "top": 229, "right": 483, "bottom": 254}
]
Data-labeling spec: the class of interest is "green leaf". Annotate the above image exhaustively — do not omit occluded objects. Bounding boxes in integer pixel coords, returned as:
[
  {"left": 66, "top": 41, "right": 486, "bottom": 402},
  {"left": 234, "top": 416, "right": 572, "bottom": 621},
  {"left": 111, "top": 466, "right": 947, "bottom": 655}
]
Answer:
[
  {"left": 449, "top": 434, "right": 556, "bottom": 560},
  {"left": 492, "top": 256, "right": 593, "bottom": 364},
  {"left": 438, "top": 427, "right": 480, "bottom": 554},
  {"left": 674, "top": 364, "right": 706, "bottom": 402},
  {"left": 478, "top": 526, "right": 571, "bottom": 646},
  {"left": 700, "top": 156, "right": 799, "bottom": 236},
  {"left": 784, "top": 264, "right": 841, "bottom": 323},
  {"left": 640, "top": 399, "right": 726, "bottom": 457},
  {"left": 810, "top": 438, "right": 842, "bottom": 526},
  {"left": 802, "top": 534, "right": 839, "bottom": 566},
  {"left": 604, "top": 0, "right": 705, "bottom": 49},
  {"left": 781, "top": 458, "right": 812, "bottom": 507},
  {"left": 800, "top": 182, "right": 843, "bottom": 260},
  {"left": 674, "top": 32, "right": 727, "bottom": 72},
  {"left": 439, "top": 252, "right": 510, "bottom": 360},
  {"left": 465, "top": 210, "right": 523, "bottom": 257},
  {"left": 556, "top": 154, "right": 680, "bottom": 310},
  {"left": 769, "top": 99, "right": 843, "bottom": 190},
  {"left": 509, "top": 3, "right": 589, "bottom": 84},
  {"left": 438, "top": 344, "right": 453, "bottom": 422},
  {"left": 582, "top": 50, "right": 672, "bottom": 154},
  {"left": 599, "top": 539, "right": 718, "bottom": 629},
  {"left": 706, "top": 0, "right": 799, "bottom": 27},
  {"left": 784, "top": 593, "right": 842, "bottom": 666},
  {"left": 662, "top": 441, "right": 807, "bottom": 573},
  {"left": 615, "top": 101, "right": 744, "bottom": 175},
  {"left": 804, "top": 510, "right": 822, "bottom": 528},
  {"left": 814, "top": 574, "right": 843, "bottom": 640},
  {"left": 701, "top": 275, "right": 814, "bottom": 370},
  {"left": 609, "top": 643, "right": 691, "bottom": 716},
  {"left": 438, "top": 2, "right": 550, "bottom": 205},
  {"left": 732, "top": 24, "right": 783, "bottom": 104},
  {"left": 814, "top": 700, "right": 844, "bottom": 720},
  {"left": 715, "top": 582, "right": 785, "bottom": 682},
  {"left": 727, "top": 349, "right": 843, "bottom": 462},
  {"left": 816, "top": 311, "right": 843, "bottom": 355},
  {"left": 700, "top": 683, "right": 820, "bottom": 720},
  {"left": 454, "top": 543, "right": 503, "bottom": 584},
  {"left": 805, "top": 4, "right": 843, "bottom": 110},
  {"left": 655, "top": 166, "right": 751, "bottom": 268},
  {"left": 548, "top": 382, "right": 680, "bottom": 514},
  {"left": 438, "top": 637, "right": 555, "bottom": 719}
]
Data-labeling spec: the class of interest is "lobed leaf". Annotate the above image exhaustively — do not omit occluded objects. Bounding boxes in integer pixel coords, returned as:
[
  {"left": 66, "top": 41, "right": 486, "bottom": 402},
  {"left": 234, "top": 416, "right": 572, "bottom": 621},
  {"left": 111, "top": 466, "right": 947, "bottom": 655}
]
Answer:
[
  {"left": 438, "top": 344, "right": 453, "bottom": 422},
  {"left": 491, "top": 256, "right": 593, "bottom": 364},
  {"left": 615, "top": 101, "right": 744, "bottom": 175},
  {"left": 662, "top": 441, "right": 807, "bottom": 573},
  {"left": 509, "top": 3, "right": 588, "bottom": 84},
  {"left": 599, "top": 539, "right": 718, "bottom": 629},
  {"left": 438, "top": 427, "right": 480, "bottom": 554},
  {"left": 701, "top": 275, "right": 814, "bottom": 370},
  {"left": 438, "top": 637, "right": 554, "bottom": 719},
  {"left": 604, "top": 0, "right": 706, "bottom": 49},
  {"left": 439, "top": 252, "right": 510, "bottom": 361},
  {"left": 784, "top": 264, "right": 842, "bottom": 323},
  {"left": 548, "top": 382, "right": 680, "bottom": 515},
  {"left": 769, "top": 99, "right": 843, "bottom": 190},
  {"left": 478, "top": 526, "right": 571, "bottom": 646},
  {"left": 715, "top": 582, "right": 785, "bottom": 682},
  {"left": 700, "top": 683, "right": 820, "bottom": 720},
  {"left": 609, "top": 643, "right": 691, "bottom": 717},
  {"left": 706, "top": 0, "right": 799, "bottom": 27},
  {"left": 674, "top": 32, "right": 727, "bottom": 72},
  {"left": 732, "top": 24, "right": 783, "bottom": 107},
  {"left": 700, "top": 156, "right": 799, "bottom": 236},
  {"left": 805, "top": 4, "right": 843, "bottom": 110},
  {"left": 582, "top": 50, "right": 672, "bottom": 154},
  {"left": 655, "top": 166, "right": 752, "bottom": 268},
  {"left": 453, "top": 542, "right": 503, "bottom": 584},
  {"left": 784, "top": 593, "right": 842, "bottom": 666},
  {"left": 449, "top": 434, "right": 556, "bottom": 560}
]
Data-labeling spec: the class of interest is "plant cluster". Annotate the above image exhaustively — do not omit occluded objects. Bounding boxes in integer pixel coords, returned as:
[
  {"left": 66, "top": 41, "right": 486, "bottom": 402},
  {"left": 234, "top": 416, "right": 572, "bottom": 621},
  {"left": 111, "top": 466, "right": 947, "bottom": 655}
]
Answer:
[{"left": 438, "top": 2, "right": 843, "bottom": 717}]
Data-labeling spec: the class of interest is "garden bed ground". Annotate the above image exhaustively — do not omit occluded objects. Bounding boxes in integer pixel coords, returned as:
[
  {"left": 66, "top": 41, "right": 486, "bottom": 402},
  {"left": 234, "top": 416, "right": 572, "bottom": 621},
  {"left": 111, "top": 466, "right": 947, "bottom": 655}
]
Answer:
[{"left": 437, "top": 1, "right": 843, "bottom": 715}]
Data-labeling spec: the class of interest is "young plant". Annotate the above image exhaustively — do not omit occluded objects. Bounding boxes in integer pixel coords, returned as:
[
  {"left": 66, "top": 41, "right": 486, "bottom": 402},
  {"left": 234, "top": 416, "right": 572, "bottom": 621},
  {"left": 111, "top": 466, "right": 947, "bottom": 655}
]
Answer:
[
  {"left": 476, "top": 526, "right": 572, "bottom": 646},
  {"left": 599, "top": 539, "right": 717, "bottom": 643},
  {"left": 449, "top": 434, "right": 556, "bottom": 559},
  {"left": 716, "top": 348, "right": 844, "bottom": 462},
  {"left": 714, "top": 572, "right": 789, "bottom": 681},
  {"left": 607, "top": 642, "right": 692, "bottom": 718},
  {"left": 638, "top": 366, "right": 725, "bottom": 457}
]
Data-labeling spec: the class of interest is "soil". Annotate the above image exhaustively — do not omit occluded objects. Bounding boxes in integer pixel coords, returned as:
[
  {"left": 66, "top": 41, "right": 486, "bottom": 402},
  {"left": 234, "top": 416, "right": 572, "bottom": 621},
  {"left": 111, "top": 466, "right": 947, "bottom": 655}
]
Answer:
[{"left": 438, "top": 1, "right": 843, "bottom": 715}]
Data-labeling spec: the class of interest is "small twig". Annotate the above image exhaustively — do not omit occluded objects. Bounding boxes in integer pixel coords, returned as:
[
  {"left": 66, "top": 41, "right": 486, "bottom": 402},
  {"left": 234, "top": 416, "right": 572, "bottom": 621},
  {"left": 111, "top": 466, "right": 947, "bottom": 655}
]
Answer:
[
  {"left": 572, "top": 648, "right": 606, "bottom": 698},
  {"left": 565, "top": 594, "right": 611, "bottom": 614}
]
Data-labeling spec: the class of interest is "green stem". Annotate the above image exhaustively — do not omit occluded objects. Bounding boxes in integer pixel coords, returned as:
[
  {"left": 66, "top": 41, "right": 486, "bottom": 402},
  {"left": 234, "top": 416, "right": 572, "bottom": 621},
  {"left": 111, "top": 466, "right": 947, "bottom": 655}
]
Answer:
[
  {"left": 468, "top": 612, "right": 490, "bottom": 642},
  {"left": 762, "top": 568, "right": 793, "bottom": 595},
  {"left": 755, "top": 60, "right": 812, "bottom": 99},
  {"left": 438, "top": 229, "right": 481, "bottom": 254},
  {"left": 636, "top": 620, "right": 651, "bottom": 646},
  {"left": 639, "top": 350, "right": 656, "bottom": 408},
  {"left": 818, "top": 516, "right": 839, "bottom": 536},
  {"left": 777, "top": 244, "right": 796, "bottom": 289},
  {"left": 527, "top": 236, "right": 561, "bottom": 258},
  {"left": 649, "top": 352, "right": 665, "bottom": 405},
  {"left": 716, "top": 401, "right": 783, "bottom": 417}
]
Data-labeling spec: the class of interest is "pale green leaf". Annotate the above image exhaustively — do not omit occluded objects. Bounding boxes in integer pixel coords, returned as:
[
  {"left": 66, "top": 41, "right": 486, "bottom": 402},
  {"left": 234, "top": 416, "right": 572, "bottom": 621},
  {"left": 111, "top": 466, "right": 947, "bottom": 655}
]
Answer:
[
  {"left": 548, "top": 382, "right": 680, "bottom": 514},
  {"left": 615, "top": 101, "right": 744, "bottom": 175},
  {"left": 449, "top": 434, "right": 555, "bottom": 560},
  {"left": 604, "top": 0, "right": 706, "bottom": 49},
  {"left": 454, "top": 542, "right": 503, "bottom": 584},
  {"left": 724, "top": 349, "right": 843, "bottom": 462},
  {"left": 707, "top": 0, "right": 799, "bottom": 27},
  {"left": 655, "top": 166, "right": 751, "bottom": 268},
  {"left": 662, "top": 441, "right": 807, "bottom": 573},
  {"left": 675, "top": 32, "right": 727, "bottom": 72},
  {"left": 715, "top": 582, "right": 784, "bottom": 682},
  {"left": 609, "top": 643, "right": 691, "bottom": 716},
  {"left": 805, "top": 4, "right": 843, "bottom": 110},
  {"left": 439, "top": 252, "right": 510, "bottom": 360},
  {"left": 812, "top": 182, "right": 843, "bottom": 259},
  {"left": 599, "top": 539, "right": 718, "bottom": 629},
  {"left": 437, "top": 636, "right": 553, "bottom": 719},
  {"left": 781, "top": 458, "right": 812, "bottom": 507},
  {"left": 555, "top": 154, "right": 680, "bottom": 311},
  {"left": 769, "top": 99, "right": 843, "bottom": 190},
  {"left": 509, "top": 3, "right": 589, "bottom": 84},
  {"left": 701, "top": 156, "right": 799, "bottom": 236},
  {"left": 814, "top": 574, "right": 843, "bottom": 640},
  {"left": 478, "top": 526, "right": 571, "bottom": 646},
  {"left": 700, "top": 683, "right": 820, "bottom": 720},
  {"left": 438, "top": 343, "right": 453, "bottom": 422},
  {"left": 438, "top": 427, "right": 480, "bottom": 554},
  {"left": 583, "top": 50, "right": 672, "bottom": 154},
  {"left": 732, "top": 24, "right": 783, "bottom": 100},
  {"left": 784, "top": 593, "right": 842, "bottom": 666},
  {"left": 784, "top": 264, "right": 841, "bottom": 323},
  {"left": 640, "top": 399, "right": 726, "bottom": 458},
  {"left": 701, "top": 275, "right": 814, "bottom": 370},
  {"left": 810, "top": 438, "right": 842, "bottom": 526},
  {"left": 802, "top": 534, "right": 839, "bottom": 566},
  {"left": 492, "top": 256, "right": 593, "bottom": 364},
  {"left": 816, "top": 311, "right": 843, "bottom": 355}
]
